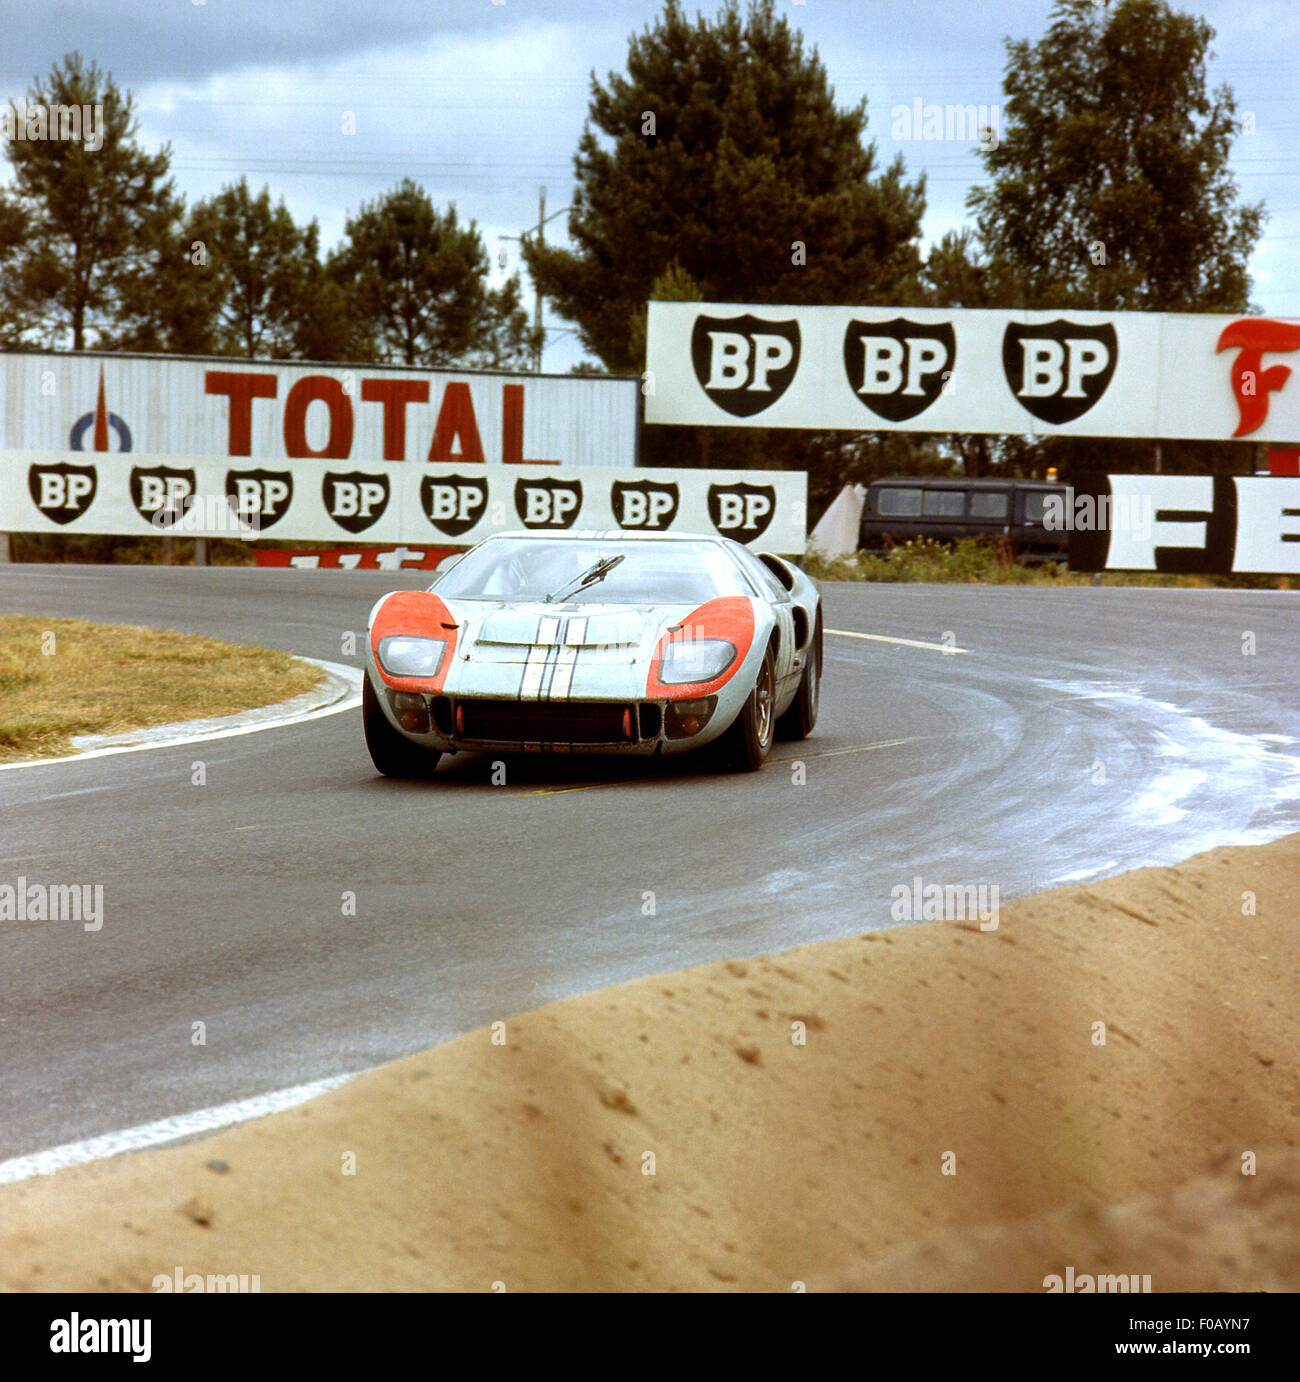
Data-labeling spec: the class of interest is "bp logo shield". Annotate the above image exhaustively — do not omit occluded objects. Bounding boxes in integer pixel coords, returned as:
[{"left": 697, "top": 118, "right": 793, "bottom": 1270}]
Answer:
[
  {"left": 707, "top": 481, "right": 776, "bottom": 541},
  {"left": 843, "top": 318, "right": 956, "bottom": 422},
  {"left": 28, "top": 462, "right": 97, "bottom": 525},
  {"left": 420, "top": 474, "right": 489, "bottom": 537},
  {"left": 690, "top": 313, "right": 801, "bottom": 417},
  {"left": 1002, "top": 320, "right": 1119, "bottom": 425},
  {"left": 611, "top": 478, "right": 679, "bottom": 531},
  {"left": 322, "top": 471, "right": 390, "bottom": 534},
  {"left": 516, "top": 478, "right": 583, "bottom": 529},
  {"left": 225, "top": 468, "right": 293, "bottom": 531},
  {"left": 130, "top": 465, "right": 196, "bottom": 528}
]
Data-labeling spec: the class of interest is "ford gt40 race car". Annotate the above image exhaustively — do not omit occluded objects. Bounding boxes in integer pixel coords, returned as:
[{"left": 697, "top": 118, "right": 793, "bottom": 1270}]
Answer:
[{"left": 362, "top": 529, "right": 822, "bottom": 776}]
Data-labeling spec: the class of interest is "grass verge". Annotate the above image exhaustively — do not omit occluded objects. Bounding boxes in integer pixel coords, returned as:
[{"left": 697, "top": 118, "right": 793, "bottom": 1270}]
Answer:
[
  {"left": 800, "top": 538, "right": 1292, "bottom": 589},
  {"left": 0, "top": 616, "right": 325, "bottom": 760}
]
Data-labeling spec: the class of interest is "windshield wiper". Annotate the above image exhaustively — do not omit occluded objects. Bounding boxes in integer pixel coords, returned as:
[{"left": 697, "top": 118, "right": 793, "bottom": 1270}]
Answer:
[{"left": 544, "top": 554, "right": 624, "bottom": 603}]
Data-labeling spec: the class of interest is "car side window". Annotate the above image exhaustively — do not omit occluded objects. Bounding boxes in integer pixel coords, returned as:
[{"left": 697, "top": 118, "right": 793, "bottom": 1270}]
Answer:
[
  {"left": 876, "top": 486, "right": 922, "bottom": 516},
  {"left": 1022, "top": 489, "right": 1067, "bottom": 522},
  {"left": 729, "top": 545, "right": 789, "bottom": 601},
  {"left": 969, "top": 491, "right": 1009, "bottom": 519},
  {"left": 922, "top": 489, "right": 965, "bottom": 518}
]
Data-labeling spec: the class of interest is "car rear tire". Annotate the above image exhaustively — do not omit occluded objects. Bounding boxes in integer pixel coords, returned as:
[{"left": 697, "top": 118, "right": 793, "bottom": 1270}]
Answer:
[
  {"left": 776, "top": 610, "right": 821, "bottom": 741},
  {"left": 363, "top": 673, "right": 442, "bottom": 778},
  {"left": 717, "top": 644, "right": 776, "bottom": 772}
]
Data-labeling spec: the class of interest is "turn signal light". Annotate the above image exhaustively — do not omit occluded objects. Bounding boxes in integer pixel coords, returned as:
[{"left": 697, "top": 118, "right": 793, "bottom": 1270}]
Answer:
[
  {"left": 388, "top": 690, "right": 430, "bottom": 735},
  {"left": 664, "top": 696, "right": 717, "bottom": 739}
]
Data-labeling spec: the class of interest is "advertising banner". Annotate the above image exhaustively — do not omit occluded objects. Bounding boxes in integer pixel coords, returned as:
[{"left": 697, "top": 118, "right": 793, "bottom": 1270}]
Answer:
[
  {"left": 1065, "top": 474, "right": 1300, "bottom": 574},
  {"left": 0, "top": 452, "right": 807, "bottom": 552},
  {"left": 0, "top": 351, "right": 640, "bottom": 468},
  {"left": 646, "top": 303, "right": 1300, "bottom": 443}
]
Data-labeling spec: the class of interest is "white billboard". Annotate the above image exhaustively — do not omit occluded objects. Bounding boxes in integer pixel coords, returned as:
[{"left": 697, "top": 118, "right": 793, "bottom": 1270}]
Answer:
[
  {"left": 1065, "top": 474, "right": 1300, "bottom": 574},
  {"left": 646, "top": 303, "right": 1300, "bottom": 443},
  {"left": 0, "top": 351, "right": 640, "bottom": 467},
  {"left": 0, "top": 452, "right": 807, "bottom": 552}
]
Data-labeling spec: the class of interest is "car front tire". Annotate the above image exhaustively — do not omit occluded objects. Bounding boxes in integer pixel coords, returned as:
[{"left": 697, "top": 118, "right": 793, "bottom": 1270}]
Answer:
[
  {"left": 363, "top": 673, "right": 442, "bottom": 778},
  {"left": 717, "top": 644, "right": 777, "bottom": 772}
]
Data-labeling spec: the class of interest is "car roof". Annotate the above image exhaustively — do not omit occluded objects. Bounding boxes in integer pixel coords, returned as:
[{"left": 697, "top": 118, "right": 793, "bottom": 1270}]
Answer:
[{"left": 869, "top": 476, "right": 1065, "bottom": 490}]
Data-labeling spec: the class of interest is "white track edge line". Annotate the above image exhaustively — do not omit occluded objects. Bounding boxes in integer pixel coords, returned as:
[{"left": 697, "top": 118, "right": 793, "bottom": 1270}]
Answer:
[
  {"left": 826, "top": 628, "right": 968, "bottom": 654},
  {"left": 0, "top": 1074, "right": 358, "bottom": 1184}
]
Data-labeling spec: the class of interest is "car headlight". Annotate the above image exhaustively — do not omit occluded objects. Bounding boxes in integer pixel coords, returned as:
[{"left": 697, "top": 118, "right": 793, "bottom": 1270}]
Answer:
[
  {"left": 658, "top": 637, "right": 737, "bottom": 685},
  {"left": 377, "top": 635, "right": 448, "bottom": 677}
]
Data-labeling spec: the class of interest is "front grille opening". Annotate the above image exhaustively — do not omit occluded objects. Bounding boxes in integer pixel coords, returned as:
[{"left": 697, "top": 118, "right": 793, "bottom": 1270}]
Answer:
[
  {"left": 638, "top": 703, "right": 662, "bottom": 740},
  {"left": 430, "top": 696, "right": 453, "bottom": 735},
  {"left": 455, "top": 700, "right": 638, "bottom": 745}
]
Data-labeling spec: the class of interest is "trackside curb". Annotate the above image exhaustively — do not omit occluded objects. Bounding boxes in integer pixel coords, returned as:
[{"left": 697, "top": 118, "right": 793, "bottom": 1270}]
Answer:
[{"left": 0, "top": 656, "right": 363, "bottom": 771}]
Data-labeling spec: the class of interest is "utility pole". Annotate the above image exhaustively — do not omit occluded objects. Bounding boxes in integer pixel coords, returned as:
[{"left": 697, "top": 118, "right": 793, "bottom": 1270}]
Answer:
[
  {"left": 501, "top": 187, "right": 571, "bottom": 375},
  {"left": 533, "top": 187, "right": 545, "bottom": 373}
]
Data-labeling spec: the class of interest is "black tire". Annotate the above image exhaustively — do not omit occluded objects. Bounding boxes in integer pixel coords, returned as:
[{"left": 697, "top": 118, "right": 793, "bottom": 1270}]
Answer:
[
  {"left": 363, "top": 674, "right": 442, "bottom": 778},
  {"left": 716, "top": 643, "right": 777, "bottom": 772},
  {"left": 775, "top": 610, "right": 822, "bottom": 741}
]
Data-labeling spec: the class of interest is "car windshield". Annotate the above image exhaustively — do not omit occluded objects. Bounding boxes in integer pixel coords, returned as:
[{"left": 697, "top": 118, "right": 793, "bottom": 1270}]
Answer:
[{"left": 431, "top": 538, "right": 751, "bottom": 605}]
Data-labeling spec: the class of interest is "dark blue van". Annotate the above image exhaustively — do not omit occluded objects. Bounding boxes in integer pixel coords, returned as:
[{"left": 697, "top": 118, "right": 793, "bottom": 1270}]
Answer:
[{"left": 858, "top": 477, "right": 1070, "bottom": 564}]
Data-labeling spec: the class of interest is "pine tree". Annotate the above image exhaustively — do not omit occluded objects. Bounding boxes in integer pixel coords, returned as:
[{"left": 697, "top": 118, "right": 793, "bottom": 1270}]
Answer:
[
  {"left": 1, "top": 53, "right": 182, "bottom": 349},
  {"left": 328, "top": 180, "right": 537, "bottom": 368},
  {"left": 526, "top": 0, "right": 926, "bottom": 373}
]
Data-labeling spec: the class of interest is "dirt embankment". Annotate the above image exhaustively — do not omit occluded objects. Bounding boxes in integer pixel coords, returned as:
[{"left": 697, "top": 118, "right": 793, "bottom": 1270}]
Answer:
[{"left": 2, "top": 835, "right": 1296, "bottom": 1292}]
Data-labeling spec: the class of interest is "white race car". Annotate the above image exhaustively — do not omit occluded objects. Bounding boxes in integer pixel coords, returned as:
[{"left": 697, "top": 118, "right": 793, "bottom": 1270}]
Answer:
[{"left": 362, "top": 529, "right": 822, "bottom": 776}]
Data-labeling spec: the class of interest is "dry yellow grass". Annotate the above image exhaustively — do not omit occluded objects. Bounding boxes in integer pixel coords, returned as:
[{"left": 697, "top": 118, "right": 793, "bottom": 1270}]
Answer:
[{"left": 0, "top": 616, "right": 324, "bottom": 760}]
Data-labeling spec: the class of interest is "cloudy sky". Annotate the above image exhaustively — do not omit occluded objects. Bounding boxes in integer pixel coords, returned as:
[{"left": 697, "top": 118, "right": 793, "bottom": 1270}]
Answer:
[{"left": 5, "top": 0, "right": 1297, "bottom": 370}]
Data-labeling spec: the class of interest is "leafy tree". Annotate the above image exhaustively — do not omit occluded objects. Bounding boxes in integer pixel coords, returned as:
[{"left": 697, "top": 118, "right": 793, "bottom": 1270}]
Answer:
[
  {"left": 924, "top": 0, "right": 1268, "bottom": 481},
  {"left": 0, "top": 192, "right": 27, "bottom": 346},
  {"left": 1, "top": 52, "right": 182, "bottom": 349},
  {"left": 526, "top": 0, "right": 926, "bottom": 373},
  {"left": 968, "top": 0, "right": 1264, "bottom": 313},
  {"left": 107, "top": 232, "right": 221, "bottom": 354},
  {"left": 180, "top": 178, "right": 320, "bottom": 359},
  {"left": 628, "top": 258, "right": 701, "bottom": 369},
  {"left": 328, "top": 179, "right": 536, "bottom": 368},
  {"left": 291, "top": 269, "right": 369, "bottom": 365}
]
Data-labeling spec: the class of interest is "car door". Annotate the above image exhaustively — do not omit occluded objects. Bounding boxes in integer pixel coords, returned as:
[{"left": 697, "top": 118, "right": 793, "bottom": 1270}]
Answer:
[{"left": 730, "top": 546, "right": 799, "bottom": 696}]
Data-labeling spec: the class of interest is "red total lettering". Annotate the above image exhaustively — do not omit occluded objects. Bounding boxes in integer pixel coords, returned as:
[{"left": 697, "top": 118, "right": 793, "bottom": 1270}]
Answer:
[
  {"left": 501, "top": 384, "right": 560, "bottom": 464},
  {"left": 284, "top": 376, "right": 355, "bottom": 459},
  {"left": 428, "top": 381, "right": 485, "bottom": 464},
  {"left": 205, "top": 371, "right": 277, "bottom": 456},
  {"left": 360, "top": 378, "right": 430, "bottom": 460}
]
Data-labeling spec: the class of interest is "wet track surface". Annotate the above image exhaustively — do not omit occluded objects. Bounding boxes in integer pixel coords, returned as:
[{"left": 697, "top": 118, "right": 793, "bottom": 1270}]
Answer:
[{"left": 1, "top": 565, "right": 1297, "bottom": 1160}]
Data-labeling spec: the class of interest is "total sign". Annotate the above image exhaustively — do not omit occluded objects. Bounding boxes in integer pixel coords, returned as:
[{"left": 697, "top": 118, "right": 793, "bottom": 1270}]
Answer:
[
  {"left": 0, "top": 352, "right": 640, "bottom": 466},
  {"left": 647, "top": 303, "right": 1300, "bottom": 442}
]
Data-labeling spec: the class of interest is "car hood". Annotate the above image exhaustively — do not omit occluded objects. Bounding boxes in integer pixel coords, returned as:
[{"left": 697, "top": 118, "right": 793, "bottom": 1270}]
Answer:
[{"left": 450, "top": 600, "right": 697, "bottom": 666}]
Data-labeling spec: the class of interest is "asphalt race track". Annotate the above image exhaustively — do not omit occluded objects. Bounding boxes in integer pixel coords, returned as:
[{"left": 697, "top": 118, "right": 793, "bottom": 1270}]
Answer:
[{"left": 2, "top": 565, "right": 1297, "bottom": 1163}]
